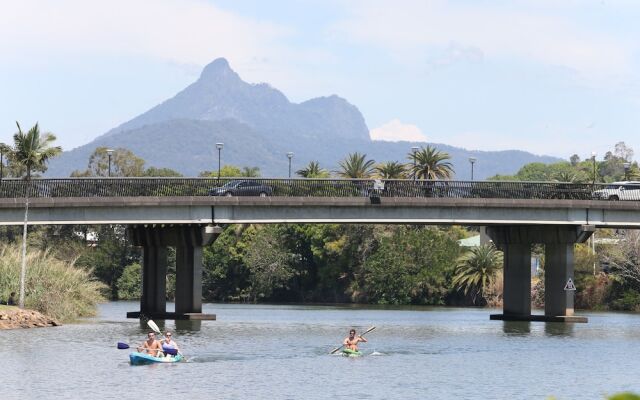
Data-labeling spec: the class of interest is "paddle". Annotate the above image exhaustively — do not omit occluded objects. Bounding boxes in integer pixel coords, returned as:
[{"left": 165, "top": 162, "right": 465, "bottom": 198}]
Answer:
[
  {"left": 329, "top": 326, "right": 376, "bottom": 355},
  {"left": 116, "top": 341, "right": 178, "bottom": 356}
]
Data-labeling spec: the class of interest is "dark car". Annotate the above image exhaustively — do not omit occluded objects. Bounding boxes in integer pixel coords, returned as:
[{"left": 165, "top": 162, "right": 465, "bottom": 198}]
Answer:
[{"left": 209, "top": 180, "right": 273, "bottom": 197}]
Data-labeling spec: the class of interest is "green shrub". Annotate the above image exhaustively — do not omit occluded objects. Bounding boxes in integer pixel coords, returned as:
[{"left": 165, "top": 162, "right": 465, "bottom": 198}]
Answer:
[
  {"left": 610, "top": 289, "right": 640, "bottom": 312},
  {"left": 116, "top": 263, "right": 141, "bottom": 300},
  {"left": 0, "top": 244, "right": 107, "bottom": 322}
]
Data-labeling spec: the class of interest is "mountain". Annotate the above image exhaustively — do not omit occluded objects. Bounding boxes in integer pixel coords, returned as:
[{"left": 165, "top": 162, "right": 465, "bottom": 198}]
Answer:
[{"left": 46, "top": 58, "right": 560, "bottom": 178}]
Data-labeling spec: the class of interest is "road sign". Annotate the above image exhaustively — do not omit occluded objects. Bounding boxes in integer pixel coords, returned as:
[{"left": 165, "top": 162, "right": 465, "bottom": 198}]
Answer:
[{"left": 564, "top": 278, "right": 576, "bottom": 291}]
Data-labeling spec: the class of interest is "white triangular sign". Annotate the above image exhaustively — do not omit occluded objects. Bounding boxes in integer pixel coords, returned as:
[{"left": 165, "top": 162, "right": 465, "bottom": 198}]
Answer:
[{"left": 564, "top": 278, "right": 576, "bottom": 291}]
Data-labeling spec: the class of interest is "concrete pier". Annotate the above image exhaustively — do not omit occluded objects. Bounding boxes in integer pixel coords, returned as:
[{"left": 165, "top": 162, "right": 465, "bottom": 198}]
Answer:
[
  {"left": 126, "top": 225, "right": 220, "bottom": 320},
  {"left": 488, "top": 225, "right": 593, "bottom": 323}
]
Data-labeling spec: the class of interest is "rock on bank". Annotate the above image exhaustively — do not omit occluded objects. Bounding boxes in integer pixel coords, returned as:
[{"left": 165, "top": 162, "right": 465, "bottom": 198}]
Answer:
[{"left": 0, "top": 306, "right": 60, "bottom": 329}]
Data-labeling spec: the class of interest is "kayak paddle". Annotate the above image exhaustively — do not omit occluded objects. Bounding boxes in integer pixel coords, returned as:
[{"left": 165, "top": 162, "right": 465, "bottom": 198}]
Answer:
[
  {"left": 116, "top": 341, "right": 178, "bottom": 356},
  {"left": 329, "top": 326, "right": 376, "bottom": 354}
]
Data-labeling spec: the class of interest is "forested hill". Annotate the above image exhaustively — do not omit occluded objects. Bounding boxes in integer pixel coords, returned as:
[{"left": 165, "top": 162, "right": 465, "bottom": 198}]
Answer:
[{"left": 46, "top": 58, "right": 560, "bottom": 178}]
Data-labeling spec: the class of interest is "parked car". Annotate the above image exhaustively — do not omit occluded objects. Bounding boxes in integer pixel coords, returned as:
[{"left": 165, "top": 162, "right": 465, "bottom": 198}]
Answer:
[
  {"left": 209, "top": 180, "right": 273, "bottom": 197},
  {"left": 592, "top": 181, "right": 640, "bottom": 201}
]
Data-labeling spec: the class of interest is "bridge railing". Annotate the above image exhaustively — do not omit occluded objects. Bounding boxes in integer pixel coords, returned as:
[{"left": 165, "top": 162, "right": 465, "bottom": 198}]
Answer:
[{"left": 0, "top": 178, "right": 634, "bottom": 201}]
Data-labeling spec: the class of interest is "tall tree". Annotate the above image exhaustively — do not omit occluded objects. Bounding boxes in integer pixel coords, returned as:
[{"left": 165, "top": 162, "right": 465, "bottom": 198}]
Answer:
[
  {"left": 296, "top": 161, "right": 329, "bottom": 178},
  {"left": 452, "top": 244, "right": 503, "bottom": 305},
  {"left": 71, "top": 147, "right": 145, "bottom": 177},
  {"left": 337, "top": 152, "right": 375, "bottom": 178},
  {"left": 375, "top": 161, "right": 407, "bottom": 179},
  {"left": 12, "top": 122, "right": 61, "bottom": 308},
  {"left": 408, "top": 146, "right": 454, "bottom": 180}
]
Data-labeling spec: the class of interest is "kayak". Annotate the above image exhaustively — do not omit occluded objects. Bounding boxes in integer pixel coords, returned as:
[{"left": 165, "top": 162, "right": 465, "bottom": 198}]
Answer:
[
  {"left": 129, "top": 352, "right": 184, "bottom": 365},
  {"left": 342, "top": 349, "right": 363, "bottom": 357}
]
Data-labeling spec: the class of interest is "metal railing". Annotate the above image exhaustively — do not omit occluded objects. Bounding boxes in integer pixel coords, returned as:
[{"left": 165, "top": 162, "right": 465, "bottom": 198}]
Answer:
[{"left": 0, "top": 178, "right": 636, "bottom": 201}]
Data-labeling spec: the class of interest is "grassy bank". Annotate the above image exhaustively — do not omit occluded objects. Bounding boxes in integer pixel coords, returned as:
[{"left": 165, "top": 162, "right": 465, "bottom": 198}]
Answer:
[{"left": 0, "top": 244, "right": 107, "bottom": 322}]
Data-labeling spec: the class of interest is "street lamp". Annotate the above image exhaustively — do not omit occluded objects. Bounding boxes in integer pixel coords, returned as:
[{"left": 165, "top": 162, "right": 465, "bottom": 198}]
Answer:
[
  {"left": 106, "top": 149, "right": 114, "bottom": 177},
  {"left": 0, "top": 145, "right": 5, "bottom": 182},
  {"left": 468, "top": 157, "right": 477, "bottom": 181},
  {"left": 287, "top": 152, "right": 294, "bottom": 178},
  {"left": 216, "top": 143, "right": 224, "bottom": 180},
  {"left": 411, "top": 146, "right": 419, "bottom": 181},
  {"left": 591, "top": 152, "right": 597, "bottom": 185},
  {"left": 624, "top": 162, "right": 631, "bottom": 181}
]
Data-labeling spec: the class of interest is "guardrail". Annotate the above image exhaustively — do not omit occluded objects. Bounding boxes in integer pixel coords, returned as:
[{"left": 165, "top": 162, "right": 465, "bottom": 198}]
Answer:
[{"left": 0, "top": 178, "right": 635, "bottom": 201}]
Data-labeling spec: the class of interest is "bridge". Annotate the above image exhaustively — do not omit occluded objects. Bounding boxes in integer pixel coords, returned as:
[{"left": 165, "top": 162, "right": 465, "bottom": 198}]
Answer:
[{"left": 1, "top": 177, "right": 637, "bottom": 323}]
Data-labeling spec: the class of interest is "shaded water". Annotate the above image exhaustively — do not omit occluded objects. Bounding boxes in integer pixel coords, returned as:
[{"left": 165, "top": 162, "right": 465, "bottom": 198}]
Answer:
[{"left": 2, "top": 302, "right": 640, "bottom": 399}]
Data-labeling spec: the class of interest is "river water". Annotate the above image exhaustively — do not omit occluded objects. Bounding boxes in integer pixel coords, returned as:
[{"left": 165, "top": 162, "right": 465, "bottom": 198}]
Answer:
[{"left": 2, "top": 302, "right": 640, "bottom": 399}]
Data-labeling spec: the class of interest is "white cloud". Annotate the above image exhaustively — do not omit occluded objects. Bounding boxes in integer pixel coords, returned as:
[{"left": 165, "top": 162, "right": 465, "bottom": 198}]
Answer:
[
  {"left": 333, "top": 0, "right": 633, "bottom": 82},
  {"left": 370, "top": 119, "right": 427, "bottom": 142},
  {"left": 0, "top": 0, "right": 291, "bottom": 76}
]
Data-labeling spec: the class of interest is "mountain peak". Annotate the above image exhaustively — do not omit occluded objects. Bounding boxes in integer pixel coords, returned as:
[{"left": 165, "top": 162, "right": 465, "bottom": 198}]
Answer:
[{"left": 199, "top": 58, "right": 239, "bottom": 83}]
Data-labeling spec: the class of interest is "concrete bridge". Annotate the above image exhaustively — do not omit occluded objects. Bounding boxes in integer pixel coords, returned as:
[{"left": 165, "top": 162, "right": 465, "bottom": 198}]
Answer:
[{"left": 1, "top": 177, "right": 638, "bottom": 323}]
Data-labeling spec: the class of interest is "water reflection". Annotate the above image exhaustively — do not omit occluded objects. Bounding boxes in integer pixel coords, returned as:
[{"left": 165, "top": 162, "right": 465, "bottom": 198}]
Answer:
[
  {"left": 176, "top": 320, "right": 201, "bottom": 331},
  {"left": 501, "top": 321, "right": 531, "bottom": 335},
  {"left": 544, "top": 322, "right": 575, "bottom": 337}
]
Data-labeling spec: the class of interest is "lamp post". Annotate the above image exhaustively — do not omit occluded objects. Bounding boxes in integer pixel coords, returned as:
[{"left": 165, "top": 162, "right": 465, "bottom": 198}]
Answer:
[
  {"left": 591, "top": 152, "right": 597, "bottom": 185},
  {"left": 624, "top": 162, "right": 631, "bottom": 181},
  {"left": 468, "top": 157, "right": 477, "bottom": 181},
  {"left": 287, "top": 152, "right": 294, "bottom": 178},
  {"left": 0, "top": 146, "right": 5, "bottom": 182},
  {"left": 411, "top": 146, "right": 419, "bottom": 181},
  {"left": 106, "top": 149, "right": 114, "bottom": 177},
  {"left": 216, "top": 143, "right": 224, "bottom": 180}
]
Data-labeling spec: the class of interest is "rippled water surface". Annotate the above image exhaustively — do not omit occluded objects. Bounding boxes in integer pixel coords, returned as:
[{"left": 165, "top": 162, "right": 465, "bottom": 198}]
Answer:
[{"left": 2, "top": 302, "right": 640, "bottom": 399}]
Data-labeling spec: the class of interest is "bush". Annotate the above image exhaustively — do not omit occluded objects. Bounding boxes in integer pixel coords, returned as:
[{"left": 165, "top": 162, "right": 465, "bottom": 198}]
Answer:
[
  {"left": 116, "top": 263, "right": 141, "bottom": 300},
  {"left": 610, "top": 289, "right": 640, "bottom": 312},
  {"left": 0, "top": 244, "right": 107, "bottom": 322}
]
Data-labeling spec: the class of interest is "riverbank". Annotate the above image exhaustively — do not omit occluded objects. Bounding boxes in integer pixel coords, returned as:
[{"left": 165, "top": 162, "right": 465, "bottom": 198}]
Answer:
[{"left": 0, "top": 305, "right": 60, "bottom": 329}]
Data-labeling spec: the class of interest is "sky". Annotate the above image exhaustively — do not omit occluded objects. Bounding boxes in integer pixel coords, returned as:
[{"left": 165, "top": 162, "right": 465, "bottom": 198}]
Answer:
[{"left": 1, "top": 0, "right": 640, "bottom": 161}]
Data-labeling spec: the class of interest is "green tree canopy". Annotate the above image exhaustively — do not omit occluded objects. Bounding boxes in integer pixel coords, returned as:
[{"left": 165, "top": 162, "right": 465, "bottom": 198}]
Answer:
[
  {"left": 337, "top": 152, "right": 375, "bottom": 178},
  {"left": 408, "top": 146, "right": 454, "bottom": 180},
  {"left": 297, "top": 161, "right": 329, "bottom": 178},
  {"left": 375, "top": 161, "right": 407, "bottom": 179},
  {"left": 452, "top": 244, "right": 503, "bottom": 305}
]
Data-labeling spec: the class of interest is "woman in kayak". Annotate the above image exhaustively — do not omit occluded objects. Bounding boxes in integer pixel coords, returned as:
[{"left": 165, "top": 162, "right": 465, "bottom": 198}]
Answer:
[
  {"left": 138, "top": 332, "right": 163, "bottom": 356},
  {"left": 343, "top": 328, "right": 367, "bottom": 351},
  {"left": 162, "top": 331, "right": 180, "bottom": 356}
]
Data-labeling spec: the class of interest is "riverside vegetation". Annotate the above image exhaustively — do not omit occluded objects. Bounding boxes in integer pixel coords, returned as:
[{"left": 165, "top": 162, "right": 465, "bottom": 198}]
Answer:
[{"left": 2, "top": 129, "right": 640, "bottom": 318}]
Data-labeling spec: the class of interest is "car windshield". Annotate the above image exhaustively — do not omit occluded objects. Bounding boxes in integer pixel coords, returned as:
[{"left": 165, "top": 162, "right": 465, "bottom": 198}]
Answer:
[
  {"left": 604, "top": 185, "right": 621, "bottom": 190},
  {"left": 220, "top": 180, "right": 242, "bottom": 188}
]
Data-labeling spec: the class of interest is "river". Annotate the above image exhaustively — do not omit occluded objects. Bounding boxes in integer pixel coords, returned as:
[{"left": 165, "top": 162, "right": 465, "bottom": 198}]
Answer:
[{"left": 1, "top": 302, "right": 640, "bottom": 399}]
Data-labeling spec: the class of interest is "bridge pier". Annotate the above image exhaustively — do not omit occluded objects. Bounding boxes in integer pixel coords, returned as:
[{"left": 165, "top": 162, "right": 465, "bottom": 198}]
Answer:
[
  {"left": 126, "top": 225, "right": 220, "bottom": 321},
  {"left": 488, "top": 225, "right": 593, "bottom": 323}
]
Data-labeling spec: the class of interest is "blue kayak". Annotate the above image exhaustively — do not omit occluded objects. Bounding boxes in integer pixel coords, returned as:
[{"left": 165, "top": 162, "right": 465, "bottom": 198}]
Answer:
[{"left": 129, "top": 352, "right": 184, "bottom": 365}]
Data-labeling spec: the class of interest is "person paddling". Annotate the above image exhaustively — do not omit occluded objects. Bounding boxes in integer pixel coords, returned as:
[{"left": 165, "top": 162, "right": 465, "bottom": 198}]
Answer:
[
  {"left": 138, "top": 332, "right": 163, "bottom": 357},
  {"left": 162, "top": 331, "right": 180, "bottom": 356},
  {"left": 343, "top": 328, "right": 367, "bottom": 351}
]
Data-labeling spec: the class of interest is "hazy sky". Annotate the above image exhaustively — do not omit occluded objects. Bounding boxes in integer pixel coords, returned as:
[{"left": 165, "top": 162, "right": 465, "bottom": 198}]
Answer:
[{"left": 1, "top": 0, "right": 639, "bottom": 161}]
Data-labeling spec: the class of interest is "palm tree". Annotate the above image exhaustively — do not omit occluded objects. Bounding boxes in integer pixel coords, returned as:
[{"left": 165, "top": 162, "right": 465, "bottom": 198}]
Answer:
[
  {"left": 452, "top": 244, "right": 503, "bottom": 305},
  {"left": 13, "top": 122, "right": 61, "bottom": 308},
  {"left": 553, "top": 171, "right": 582, "bottom": 183},
  {"left": 337, "top": 152, "right": 375, "bottom": 178},
  {"left": 409, "top": 146, "right": 454, "bottom": 179},
  {"left": 296, "top": 161, "right": 329, "bottom": 178},
  {"left": 375, "top": 161, "right": 407, "bottom": 179}
]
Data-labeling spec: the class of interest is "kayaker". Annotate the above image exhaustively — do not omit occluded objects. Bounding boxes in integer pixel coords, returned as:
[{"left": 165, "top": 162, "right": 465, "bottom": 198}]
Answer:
[
  {"left": 138, "top": 332, "right": 163, "bottom": 356},
  {"left": 162, "top": 331, "right": 180, "bottom": 356},
  {"left": 343, "top": 328, "right": 367, "bottom": 351}
]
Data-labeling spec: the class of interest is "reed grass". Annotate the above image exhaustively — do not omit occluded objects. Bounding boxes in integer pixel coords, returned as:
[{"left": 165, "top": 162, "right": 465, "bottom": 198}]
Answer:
[{"left": 0, "top": 244, "right": 107, "bottom": 322}]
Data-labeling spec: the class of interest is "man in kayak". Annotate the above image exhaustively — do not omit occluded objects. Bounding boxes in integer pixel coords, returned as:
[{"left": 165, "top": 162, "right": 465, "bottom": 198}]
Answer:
[
  {"left": 343, "top": 328, "right": 367, "bottom": 351},
  {"left": 138, "top": 332, "right": 163, "bottom": 356},
  {"left": 162, "top": 331, "right": 180, "bottom": 356}
]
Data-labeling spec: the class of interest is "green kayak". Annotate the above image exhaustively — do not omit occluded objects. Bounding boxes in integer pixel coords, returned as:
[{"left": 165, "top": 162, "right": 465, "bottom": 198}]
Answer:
[
  {"left": 129, "top": 352, "right": 184, "bottom": 365},
  {"left": 342, "top": 349, "right": 363, "bottom": 357}
]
